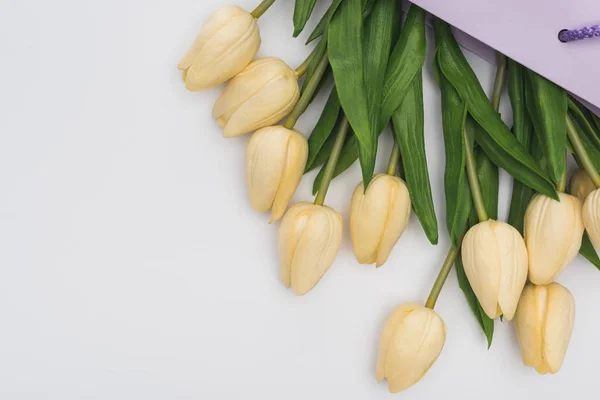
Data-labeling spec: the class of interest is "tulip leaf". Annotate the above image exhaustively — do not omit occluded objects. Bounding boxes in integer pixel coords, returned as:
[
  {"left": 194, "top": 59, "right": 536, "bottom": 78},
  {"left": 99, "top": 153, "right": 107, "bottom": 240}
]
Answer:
[
  {"left": 456, "top": 251, "right": 494, "bottom": 348},
  {"left": 580, "top": 232, "right": 600, "bottom": 271},
  {"left": 568, "top": 98, "right": 600, "bottom": 152},
  {"left": 306, "top": 0, "right": 344, "bottom": 44},
  {"left": 306, "top": 87, "right": 342, "bottom": 172},
  {"left": 312, "top": 131, "right": 359, "bottom": 195},
  {"left": 471, "top": 145, "right": 499, "bottom": 223},
  {"left": 379, "top": 5, "right": 427, "bottom": 131},
  {"left": 293, "top": 0, "right": 320, "bottom": 37},
  {"left": 593, "top": 111, "right": 600, "bottom": 133},
  {"left": 569, "top": 116, "right": 600, "bottom": 171},
  {"left": 433, "top": 19, "right": 558, "bottom": 200},
  {"left": 302, "top": 39, "right": 329, "bottom": 99},
  {"left": 392, "top": 73, "right": 439, "bottom": 245},
  {"left": 328, "top": 0, "right": 375, "bottom": 187}
]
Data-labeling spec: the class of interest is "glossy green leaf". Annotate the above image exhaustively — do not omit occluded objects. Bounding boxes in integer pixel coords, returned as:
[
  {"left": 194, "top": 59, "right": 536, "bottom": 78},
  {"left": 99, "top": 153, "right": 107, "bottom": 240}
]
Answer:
[
  {"left": 524, "top": 69, "right": 567, "bottom": 184},
  {"left": 569, "top": 116, "right": 600, "bottom": 171},
  {"left": 379, "top": 5, "right": 427, "bottom": 131},
  {"left": 456, "top": 251, "right": 494, "bottom": 348},
  {"left": 392, "top": 73, "right": 439, "bottom": 244},
  {"left": 568, "top": 98, "right": 600, "bottom": 151},
  {"left": 580, "top": 232, "right": 600, "bottom": 271},
  {"left": 306, "top": 0, "right": 344, "bottom": 44},
  {"left": 293, "top": 0, "right": 320, "bottom": 37},
  {"left": 593, "top": 111, "right": 600, "bottom": 133},
  {"left": 433, "top": 19, "right": 557, "bottom": 200},
  {"left": 328, "top": 0, "right": 375, "bottom": 186},
  {"left": 302, "top": 39, "right": 328, "bottom": 98},
  {"left": 305, "top": 87, "right": 341, "bottom": 172}
]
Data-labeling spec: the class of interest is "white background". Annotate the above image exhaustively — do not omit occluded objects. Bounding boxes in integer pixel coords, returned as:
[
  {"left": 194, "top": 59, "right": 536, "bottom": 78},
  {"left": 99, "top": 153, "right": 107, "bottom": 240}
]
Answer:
[{"left": 1, "top": 0, "right": 598, "bottom": 399}]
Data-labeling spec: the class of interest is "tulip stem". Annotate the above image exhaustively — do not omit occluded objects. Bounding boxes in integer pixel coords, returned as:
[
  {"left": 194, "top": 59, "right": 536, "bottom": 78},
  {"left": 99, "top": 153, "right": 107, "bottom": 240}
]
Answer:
[
  {"left": 425, "top": 246, "right": 460, "bottom": 309},
  {"left": 314, "top": 116, "right": 349, "bottom": 206},
  {"left": 386, "top": 140, "right": 401, "bottom": 176},
  {"left": 464, "top": 126, "right": 489, "bottom": 222},
  {"left": 491, "top": 53, "right": 507, "bottom": 112},
  {"left": 284, "top": 54, "right": 329, "bottom": 130},
  {"left": 567, "top": 115, "right": 600, "bottom": 188},
  {"left": 295, "top": 51, "right": 314, "bottom": 78},
  {"left": 558, "top": 171, "right": 567, "bottom": 193},
  {"left": 251, "top": 0, "right": 276, "bottom": 19}
]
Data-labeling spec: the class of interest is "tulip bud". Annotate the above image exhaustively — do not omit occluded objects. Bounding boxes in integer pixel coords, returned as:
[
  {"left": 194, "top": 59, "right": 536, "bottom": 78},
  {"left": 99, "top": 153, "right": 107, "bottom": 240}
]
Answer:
[
  {"left": 245, "top": 126, "right": 308, "bottom": 222},
  {"left": 279, "top": 203, "right": 342, "bottom": 295},
  {"left": 570, "top": 169, "right": 596, "bottom": 203},
  {"left": 349, "top": 174, "right": 411, "bottom": 267},
  {"left": 583, "top": 188, "right": 600, "bottom": 248},
  {"left": 178, "top": 6, "right": 261, "bottom": 91},
  {"left": 514, "top": 282, "right": 575, "bottom": 374},
  {"left": 213, "top": 58, "right": 300, "bottom": 137},
  {"left": 461, "top": 220, "right": 528, "bottom": 320},
  {"left": 376, "top": 303, "right": 446, "bottom": 393},
  {"left": 524, "top": 193, "right": 584, "bottom": 285}
]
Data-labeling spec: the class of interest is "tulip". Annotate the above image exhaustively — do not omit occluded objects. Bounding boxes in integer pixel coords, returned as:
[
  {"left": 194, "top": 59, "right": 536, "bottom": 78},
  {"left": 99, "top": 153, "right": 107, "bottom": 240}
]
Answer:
[
  {"left": 583, "top": 188, "right": 600, "bottom": 248},
  {"left": 571, "top": 169, "right": 596, "bottom": 203},
  {"left": 178, "top": 6, "right": 261, "bottom": 91},
  {"left": 349, "top": 174, "right": 411, "bottom": 267},
  {"left": 213, "top": 58, "right": 300, "bottom": 137},
  {"left": 524, "top": 193, "right": 584, "bottom": 285},
  {"left": 376, "top": 303, "right": 446, "bottom": 393},
  {"left": 245, "top": 126, "right": 308, "bottom": 222},
  {"left": 461, "top": 220, "right": 528, "bottom": 320},
  {"left": 514, "top": 282, "right": 575, "bottom": 374},
  {"left": 279, "top": 203, "right": 342, "bottom": 295}
]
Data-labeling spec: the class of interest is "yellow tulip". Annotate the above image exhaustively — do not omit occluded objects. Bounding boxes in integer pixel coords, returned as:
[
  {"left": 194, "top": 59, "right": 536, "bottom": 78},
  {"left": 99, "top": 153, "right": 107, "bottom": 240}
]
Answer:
[
  {"left": 583, "top": 188, "right": 600, "bottom": 249},
  {"left": 213, "top": 58, "right": 300, "bottom": 137},
  {"left": 524, "top": 193, "right": 584, "bottom": 285},
  {"left": 461, "top": 220, "right": 528, "bottom": 320},
  {"left": 570, "top": 169, "right": 596, "bottom": 203},
  {"left": 514, "top": 282, "right": 575, "bottom": 374},
  {"left": 245, "top": 126, "right": 308, "bottom": 222},
  {"left": 350, "top": 174, "right": 411, "bottom": 267},
  {"left": 279, "top": 203, "right": 342, "bottom": 296},
  {"left": 178, "top": 6, "right": 261, "bottom": 91},
  {"left": 376, "top": 303, "right": 446, "bottom": 393}
]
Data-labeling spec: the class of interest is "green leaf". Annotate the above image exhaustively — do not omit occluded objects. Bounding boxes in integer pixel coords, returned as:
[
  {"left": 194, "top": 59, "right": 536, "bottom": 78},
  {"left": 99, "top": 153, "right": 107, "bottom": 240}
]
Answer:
[
  {"left": 569, "top": 116, "right": 600, "bottom": 171},
  {"left": 293, "top": 0, "right": 320, "bottom": 37},
  {"left": 328, "top": 0, "right": 375, "bottom": 186},
  {"left": 392, "top": 73, "right": 438, "bottom": 245},
  {"left": 305, "top": 87, "right": 342, "bottom": 172},
  {"left": 524, "top": 69, "right": 567, "bottom": 184},
  {"left": 568, "top": 98, "right": 600, "bottom": 151},
  {"left": 593, "top": 111, "right": 600, "bottom": 133},
  {"left": 580, "top": 232, "right": 600, "bottom": 271},
  {"left": 474, "top": 145, "right": 499, "bottom": 221},
  {"left": 306, "top": 0, "right": 344, "bottom": 44},
  {"left": 436, "top": 59, "right": 472, "bottom": 248},
  {"left": 456, "top": 251, "right": 494, "bottom": 348},
  {"left": 379, "top": 5, "right": 427, "bottom": 131},
  {"left": 302, "top": 39, "right": 328, "bottom": 98},
  {"left": 433, "top": 19, "right": 557, "bottom": 200}
]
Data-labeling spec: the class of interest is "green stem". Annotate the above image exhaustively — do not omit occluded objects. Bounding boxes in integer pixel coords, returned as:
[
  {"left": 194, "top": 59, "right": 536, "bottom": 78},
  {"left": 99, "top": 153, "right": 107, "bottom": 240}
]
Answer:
[
  {"left": 557, "top": 170, "right": 567, "bottom": 192},
  {"left": 491, "top": 53, "right": 507, "bottom": 112},
  {"left": 425, "top": 246, "right": 460, "bottom": 309},
  {"left": 314, "top": 117, "right": 349, "bottom": 206},
  {"left": 251, "top": 0, "right": 276, "bottom": 19},
  {"left": 284, "top": 54, "right": 329, "bottom": 130},
  {"left": 567, "top": 115, "right": 600, "bottom": 188},
  {"left": 464, "top": 126, "right": 489, "bottom": 222},
  {"left": 386, "top": 140, "right": 401, "bottom": 176},
  {"left": 294, "top": 51, "right": 314, "bottom": 78}
]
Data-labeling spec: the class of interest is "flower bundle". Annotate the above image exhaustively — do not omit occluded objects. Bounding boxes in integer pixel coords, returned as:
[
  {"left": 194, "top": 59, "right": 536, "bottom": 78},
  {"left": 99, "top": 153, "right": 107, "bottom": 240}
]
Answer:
[{"left": 178, "top": 0, "right": 600, "bottom": 393}]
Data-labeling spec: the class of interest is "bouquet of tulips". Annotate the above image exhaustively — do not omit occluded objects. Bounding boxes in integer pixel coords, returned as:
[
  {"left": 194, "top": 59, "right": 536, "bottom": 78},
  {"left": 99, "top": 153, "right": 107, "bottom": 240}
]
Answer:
[{"left": 177, "top": 0, "right": 600, "bottom": 393}]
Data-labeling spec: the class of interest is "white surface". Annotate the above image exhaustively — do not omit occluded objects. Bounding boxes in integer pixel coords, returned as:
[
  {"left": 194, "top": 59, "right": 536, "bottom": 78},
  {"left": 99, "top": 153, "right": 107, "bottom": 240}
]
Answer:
[{"left": 0, "top": 1, "right": 599, "bottom": 399}]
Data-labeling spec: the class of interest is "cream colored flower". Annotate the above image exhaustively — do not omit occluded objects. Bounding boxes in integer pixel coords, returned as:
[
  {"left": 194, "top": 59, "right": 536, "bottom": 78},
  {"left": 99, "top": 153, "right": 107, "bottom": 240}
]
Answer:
[
  {"left": 350, "top": 174, "right": 411, "bottom": 267},
  {"left": 524, "top": 193, "right": 584, "bottom": 285},
  {"left": 570, "top": 169, "right": 596, "bottom": 203},
  {"left": 583, "top": 188, "right": 600, "bottom": 249},
  {"left": 178, "top": 5, "right": 261, "bottom": 91},
  {"left": 279, "top": 203, "right": 342, "bottom": 296},
  {"left": 461, "top": 220, "right": 528, "bottom": 320},
  {"left": 245, "top": 126, "right": 308, "bottom": 222},
  {"left": 514, "top": 282, "right": 575, "bottom": 374},
  {"left": 213, "top": 58, "right": 300, "bottom": 137},
  {"left": 376, "top": 303, "right": 446, "bottom": 394}
]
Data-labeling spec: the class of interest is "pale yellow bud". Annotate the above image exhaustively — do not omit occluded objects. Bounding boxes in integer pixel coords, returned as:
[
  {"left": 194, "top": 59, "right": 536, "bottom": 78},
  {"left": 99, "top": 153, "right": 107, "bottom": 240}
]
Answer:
[
  {"left": 376, "top": 303, "right": 446, "bottom": 394},
  {"left": 245, "top": 126, "right": 308, "bottom": 222},
  {"left": 178, "top": 6, "right": 261, "bottom": 91},
  {"left": 349, "top": 174, "right": 411, "bottom": 267},
  {"left": 213, "top": 58, "right": 300, "bottom": 137},
  {"left": 461, "top": 220, "right": 528, "bottom": 320},
  {"left": 279, "top": 203, "right": 342, "bottom": 296},
  {"left": 514, "top": 282, "right": 575, "bottom": 374},
  {"left": 583, "top": 188, "right": 600, "bottom": 249},
  {"left": 570, "top": 169, "right": 596, "bottom": 203},
  {"left": 524, "top": 193, "right": 584, "bottom": 285}
]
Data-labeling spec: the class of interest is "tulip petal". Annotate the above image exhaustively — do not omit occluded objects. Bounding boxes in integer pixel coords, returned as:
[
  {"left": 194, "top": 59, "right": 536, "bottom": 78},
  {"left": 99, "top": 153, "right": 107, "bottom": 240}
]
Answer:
[
  {"left": 376, "top": 177, "right": 411, "bottom": 267},
  {"left": 515, "top": 284, "right": 545, "bottom": 369},
  {"left": 278, "top": 203, "right": 314, "bottom": 288},
  {"left": 583, "top": 189, "right": 600, "bottom": 249},
  {"left": 495, "top": 222, "right": 528, "bottom": 320},
  {"left": 543, "top": 283, "right": 575, "bottom": 374},
  {"left": 376, "top": 303, "right": 415, "bottom": 383}
]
